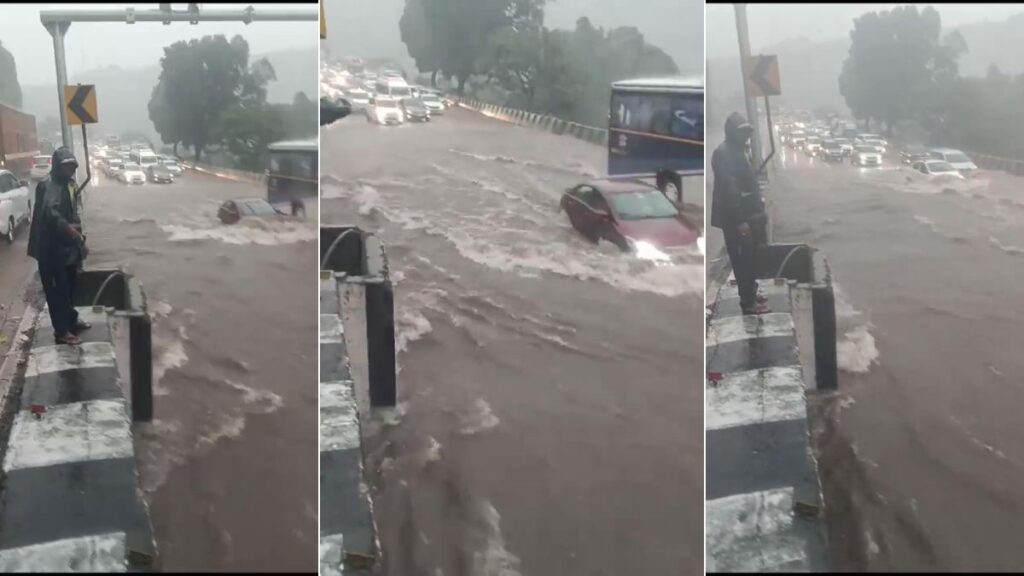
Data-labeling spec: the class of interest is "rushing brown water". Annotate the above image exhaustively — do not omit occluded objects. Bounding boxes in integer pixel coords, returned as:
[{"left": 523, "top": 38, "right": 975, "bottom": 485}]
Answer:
[
  {"left": 771, "top": 147, "right": 1024, "bottom": 571},
  {"left": 80, "top": 169, "right": 317, "bottom": 571},
  {"left": 321, "top": 84, "right": 704, "bottom": 576}
]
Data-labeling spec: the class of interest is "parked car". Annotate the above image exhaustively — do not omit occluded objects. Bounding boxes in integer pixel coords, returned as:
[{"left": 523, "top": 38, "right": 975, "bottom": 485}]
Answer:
[
  {"left": 559, "top": 179, "right": 700, "bottom": 255},
  {"left": 929, "top": 148, "right": 978, "bottom": 176},
  {"left": 852, "top": 145, "right": 882, "bottom": 167},
  {"left": 911, "top": 159, "right": 964, "bottom": 179},
  {"left": 147, "top": 164, "right": 174, "bottom": 184},
  {"left": 29, "top": 155, "right": 52, "bottom": 181},
  {"left": 0, "top": 169, "right": 31, "bottom": 243},
  {"left": 119, "top": 162, "right": 146, "bottom": 185}
]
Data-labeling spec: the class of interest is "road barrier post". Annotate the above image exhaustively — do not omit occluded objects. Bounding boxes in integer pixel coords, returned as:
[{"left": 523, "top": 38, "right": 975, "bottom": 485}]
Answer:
[
  {"left": 129, "top": 313, "right": 154, "bottom": 422},
  {"left": 364, "top": 277, "right": 397, "bottom": 408}
]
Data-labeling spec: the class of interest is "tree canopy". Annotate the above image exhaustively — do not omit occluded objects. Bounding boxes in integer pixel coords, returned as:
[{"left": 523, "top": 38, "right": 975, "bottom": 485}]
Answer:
[{"left": 838, "top": 6, "right": 965, "bottom": 136}]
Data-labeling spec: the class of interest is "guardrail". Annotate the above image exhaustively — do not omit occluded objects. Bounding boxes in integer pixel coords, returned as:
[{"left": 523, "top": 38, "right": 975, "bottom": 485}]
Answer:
[
  {"left": 455, "top": 97, "right": 609, "bottom": 147},
  {"left": 182, "top": 161, "right": 265, "bottom": 186},
  {"left": 966, "top": 151, "right": 1024, "bottom": 177}
]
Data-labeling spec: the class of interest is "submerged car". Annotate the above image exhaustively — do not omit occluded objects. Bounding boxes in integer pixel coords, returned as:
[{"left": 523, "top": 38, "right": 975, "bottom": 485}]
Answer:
[
  {"left": 911, "top": 159, "right": 964, "bottom": 179},
  {"left": 559, "top": 179, "right": 700, "bottom": 255},
  {"left": 217, "top": 197, "right": 294, "bottom": 225},
  {"left": 929, "top": 148, "right": 978, "bottom": 176}
]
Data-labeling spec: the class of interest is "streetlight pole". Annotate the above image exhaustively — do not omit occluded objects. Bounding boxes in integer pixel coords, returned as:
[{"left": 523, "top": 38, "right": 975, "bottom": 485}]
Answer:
[
  {"left": 41, "top": 5, "right": 318, "bottom": 150},
  {"left": 734, "top": 3, "right": 762, "bottom": 167}
]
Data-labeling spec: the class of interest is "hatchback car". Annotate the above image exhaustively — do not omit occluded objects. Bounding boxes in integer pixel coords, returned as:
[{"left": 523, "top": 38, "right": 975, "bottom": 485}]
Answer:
[
  {"left": 147, "top": 164, "right": 174, "bottom": 184},
  {"left": 217, "top": 197, "right": 291, "bottom": 225},
  {"left": 911, "top": 159, "right": 964, "bottom": 179},
  {"left": 560, "top": 179, "right": 700, "bottom": 255},
  {"left": 119, "top": 163, "right": 146, "bottom": 185}
]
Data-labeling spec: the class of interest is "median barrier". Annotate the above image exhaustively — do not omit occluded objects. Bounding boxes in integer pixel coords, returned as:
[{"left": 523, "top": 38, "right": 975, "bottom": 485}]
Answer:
[{"left": 0, "top": 268, "right": 156, "bottom": 571}]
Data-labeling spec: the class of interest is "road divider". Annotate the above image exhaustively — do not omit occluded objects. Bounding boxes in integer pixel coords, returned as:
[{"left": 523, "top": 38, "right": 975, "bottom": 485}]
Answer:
[
  {"left": 319, "top": 225, "right": 400, "bottom": 575},
  {"left": 0, "top": 269, "right": 155, "bottom": 571},
  {"left": 967, "top": 151, "right": 1024, "bottom": 177},
  {"left": 182, "top": 161, "right": 264, "bottom": 186},
  {"left": 705, "top": 243, "right": 835, "bottom": 571},
  {"left": 456, "top": 96, "right": 609, "bottom": 147}
]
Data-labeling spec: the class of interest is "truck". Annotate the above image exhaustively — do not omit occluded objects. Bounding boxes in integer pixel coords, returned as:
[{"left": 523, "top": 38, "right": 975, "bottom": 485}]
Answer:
[{"left": 0, "top": 104, "right": 40, "bottom": 180}]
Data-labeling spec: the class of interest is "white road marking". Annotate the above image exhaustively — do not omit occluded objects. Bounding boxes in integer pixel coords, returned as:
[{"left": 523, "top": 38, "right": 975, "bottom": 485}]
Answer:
[
  {"left": 320, "top": 381, "right": 359, "bottom": 452},
  {"left": 706, "top": 488, "right": 809, "bottom": 573},
  {"left": 25, "top": 342, "right": 116, "bottom": 379},
  {"left": 319, "top": 534, "right": 345, "bottom": 576},
  {"left": 0, "top": 532, "right": 126, "bottom": 572},
  {"left": 707, "top": 313, "right": 795, "bottom": 347},
  {"left": 3, "top": 399, "right": 133, "bottom": 472},
  {"left": 706, "top": 366, "right": 807, "bottom": 431},
  {"left": 320, "top": 314, "right": 344, "bottom": 343}
]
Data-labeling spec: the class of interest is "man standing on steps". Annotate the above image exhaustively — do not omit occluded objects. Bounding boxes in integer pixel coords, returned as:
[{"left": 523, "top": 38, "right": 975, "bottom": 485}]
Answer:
[
  {"left": 711, "top": 112, "right": 770, "bottom": 315},
  {"left": 26, "top": 147, "right": 91, "bottom": 345}
]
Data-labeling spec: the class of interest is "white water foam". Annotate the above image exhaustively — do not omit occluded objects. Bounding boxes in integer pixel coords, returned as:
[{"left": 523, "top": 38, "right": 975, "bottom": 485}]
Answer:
[
  {"left": 461, "top": 399, "right": 500, "bottom": 435},
  {"left": 833, "top": 283, "right": 880, "bottom": 374},
  {"left": 472, "top": 501, "right": 523, "bottom": 576},
  {"left": 160, "top": 218, "right": 316, "bottom": 246}
]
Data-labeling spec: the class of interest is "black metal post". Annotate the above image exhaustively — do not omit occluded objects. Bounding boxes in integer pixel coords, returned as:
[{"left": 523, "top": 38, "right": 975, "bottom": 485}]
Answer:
[
  {"left": 812, "top": 285, "right": 838, "bottom": 390},
  {"left": 129, "top": 313, "right": 154, "bottom": 421},
  {"left": 364, "top": 279, "right": 396, "bottom": 407}
]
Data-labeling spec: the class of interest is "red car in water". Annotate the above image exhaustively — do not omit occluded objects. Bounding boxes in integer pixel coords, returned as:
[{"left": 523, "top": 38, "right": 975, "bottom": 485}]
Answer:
[{"left": 559, "top": 179, "right": 700, "bottom": 253}]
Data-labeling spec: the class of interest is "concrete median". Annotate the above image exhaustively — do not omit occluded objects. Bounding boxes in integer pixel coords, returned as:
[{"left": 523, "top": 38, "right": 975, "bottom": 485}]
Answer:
[
  {"left": 0, "top": 269, "right": 156, "bottom": 571},
  {"left": 705, "top": 243, "right": 835, "bottom": 572},
  {"left": 454, "top": 96, "right": 607, "bottom": 147}
]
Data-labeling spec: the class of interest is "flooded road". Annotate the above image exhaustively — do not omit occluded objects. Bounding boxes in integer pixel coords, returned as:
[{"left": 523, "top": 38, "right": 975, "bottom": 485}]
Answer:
[
  {"left": 772, "top": 148, "right": 1024, "bottom": 571},
  {"left": 80, "top": 169, "right": 317, "bottom": 571},
  {"left": 321, "top": 99, "right": 704, "bottom": 575}
]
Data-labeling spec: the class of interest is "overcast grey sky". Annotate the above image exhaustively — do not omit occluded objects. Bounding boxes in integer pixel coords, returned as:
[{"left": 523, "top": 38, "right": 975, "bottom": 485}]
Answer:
[
  {"left": 0, "top": 3, "right": 317, "bottom": 86},
  {"left": 706, "top": 3, "right": 1024, "bottom": 60}
]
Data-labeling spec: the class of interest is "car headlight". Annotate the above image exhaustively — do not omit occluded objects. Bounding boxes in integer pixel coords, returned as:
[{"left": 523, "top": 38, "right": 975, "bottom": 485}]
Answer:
[{"left": 627, "top": 238, "right": 672, "bottom": 264}]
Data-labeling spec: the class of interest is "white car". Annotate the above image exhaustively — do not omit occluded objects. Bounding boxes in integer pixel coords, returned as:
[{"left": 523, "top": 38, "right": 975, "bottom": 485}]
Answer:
[
  {"left": 929, "top": 148, "right": 977, "bottom": 176},
  {"left": 346, "top": 88, "right": 371, "bottom": 108},
  {"left": 852, "top": 145, "right": 882, "bottom": 167},
  {"left": 862, "top": 139, "right": 887, "bottom": 155},
  {"left": 366, "top": 97, "right": 404, "bottom": 125},
  {"left": 421, "top": 94, "right": 445, "bottom": 114},
  {"left": 0, "top": 170, "right": 31, "bottom": 243},
  {"left": 29, "top": 155, "right": 51, "bottom": 181},
  {"left": 162, "top": 159, "right": 183, "bottom": 177},
  {"left": 803, "top": 137, "right": 822, "bottom": 156},
  {"left": 911, "top": 160, "right": 964, "bottom": 179},
  {"left": 119, "top": 163, "right": 146, "bottom": 185}
]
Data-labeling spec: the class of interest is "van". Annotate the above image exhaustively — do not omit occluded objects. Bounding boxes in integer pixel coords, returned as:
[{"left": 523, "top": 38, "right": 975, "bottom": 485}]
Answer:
[
  {"left": 130, "top": 149, "right": 159, "bottom": 170},
  {"left": 373, "top": 77, "right": 412, "bottom": 99}
]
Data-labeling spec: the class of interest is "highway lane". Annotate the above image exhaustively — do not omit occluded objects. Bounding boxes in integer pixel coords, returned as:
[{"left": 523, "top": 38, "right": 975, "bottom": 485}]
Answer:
[
  {"left": 322, "top": 100, "right": 704, "bottom": 576},
  {"left": 78, "top": 168, "right": 317, "bottom": 571},
  {"left": 771, "top": 147, "right": 1024, "bottom": 571}
]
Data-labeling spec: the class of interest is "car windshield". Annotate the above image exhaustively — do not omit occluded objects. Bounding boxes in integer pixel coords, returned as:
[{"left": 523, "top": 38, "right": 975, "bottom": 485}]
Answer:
[
  {"left": 945, "top": 152, "right": 971, "bottom": 164},
  {"left": 608, "top": 189, "right": 679, "bottom": 220},
  {"left": 242, "top": 200, "right": 279, "bottom": 216},
  {"left": 926, "top": 161, "right": 955, "bottom": 172},
  {"left": 377, "top": 100, "right": 399, "bottom": 109},
  {"left": 856, "top": 146, "right": 876, "bottom": 154},
  {"left": 125, "top": 163, "right": 140, "bottom": 171}
]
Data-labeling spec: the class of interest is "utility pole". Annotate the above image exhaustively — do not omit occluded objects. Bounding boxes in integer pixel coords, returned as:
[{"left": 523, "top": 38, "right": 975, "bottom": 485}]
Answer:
[{"left": 734, "top": 3, "right": 762, "bottom": 167}]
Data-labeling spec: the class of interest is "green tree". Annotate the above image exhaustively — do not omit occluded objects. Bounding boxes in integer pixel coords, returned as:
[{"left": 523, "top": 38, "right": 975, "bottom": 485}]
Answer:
[
  {"left": 400, "top": 0, "right": 547, "bottom": 94},
  {"left": 148, "top": 34, "right": 270, "bottom": 162},
  {"left": 213, "top": 103, "right": 286, "bottom": 172},
  {"left": 0, "top": 40, "right": 23, "bottom": 109},
  {"left": 838, "top": 6, "right": 966, "bottom": 136}
]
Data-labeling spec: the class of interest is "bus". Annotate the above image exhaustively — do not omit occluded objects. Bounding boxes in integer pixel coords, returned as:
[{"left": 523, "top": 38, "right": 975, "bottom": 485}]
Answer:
[
  {"left": 266, "top": 139, "right": 317, "bottom": 215},
  {"left": 607, "top": 77, "right": 704, "bottom": 202}
]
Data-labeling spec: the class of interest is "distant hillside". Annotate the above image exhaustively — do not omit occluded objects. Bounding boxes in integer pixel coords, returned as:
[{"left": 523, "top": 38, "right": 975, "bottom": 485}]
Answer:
[
  {"left": 708, "top": 12, "right": 1024, "bottom": 120},
  {"left": 20, "top": 47, "right": 316, "bottom": 143}
]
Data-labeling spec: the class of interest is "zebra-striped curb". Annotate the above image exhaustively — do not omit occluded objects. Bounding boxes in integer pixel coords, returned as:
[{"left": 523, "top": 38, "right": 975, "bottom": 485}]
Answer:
[
  {"left": 319, "top": 276, "right": 376, "bottom": 575},
  {"left": 705, "top": 278, "right": 827, "bottom": 572},
  {"left": 456, "top": 97, "right": 608, "bottom": 147},
  {"left": 0, "top": 305, "right": 155, "bottom": 571}
]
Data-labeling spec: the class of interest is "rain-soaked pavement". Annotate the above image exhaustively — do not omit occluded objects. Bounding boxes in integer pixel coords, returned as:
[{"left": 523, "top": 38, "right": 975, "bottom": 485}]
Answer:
[
  {"left": 321, "top": 83, "right": 704, "bottom": 575},
  {"left": 79, "top": 168, "right": 317, "bottom": 571},
  {"left": 771, "top": 147, "right": 1024, "bottom": 571}
]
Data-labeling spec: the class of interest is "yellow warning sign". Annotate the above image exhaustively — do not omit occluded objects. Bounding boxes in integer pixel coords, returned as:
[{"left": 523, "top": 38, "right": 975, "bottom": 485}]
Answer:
[{"left": 64, "top": 85, "right": 98, "bottom": 125}]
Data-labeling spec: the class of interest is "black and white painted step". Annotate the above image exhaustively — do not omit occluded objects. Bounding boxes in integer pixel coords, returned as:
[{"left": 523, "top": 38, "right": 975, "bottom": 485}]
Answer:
[
  {"left": 319, "top": 276, "right": 376, "bottom": 576},
  {"left": 705, "top": 278, "right": 827, "bottom": 572},
  {"left": 0, "top": 306, "right": 154, "bottom": 571}
]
